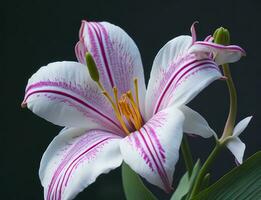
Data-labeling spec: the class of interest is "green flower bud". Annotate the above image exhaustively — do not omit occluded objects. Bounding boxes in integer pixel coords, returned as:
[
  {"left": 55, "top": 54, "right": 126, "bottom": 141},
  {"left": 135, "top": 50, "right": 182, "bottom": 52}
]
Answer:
[
  {"left": 85, "top": 52, "right": 100, "bottom": 82},
  {"left": 213, "top": 27, "right": 230, "bottom": 45}
]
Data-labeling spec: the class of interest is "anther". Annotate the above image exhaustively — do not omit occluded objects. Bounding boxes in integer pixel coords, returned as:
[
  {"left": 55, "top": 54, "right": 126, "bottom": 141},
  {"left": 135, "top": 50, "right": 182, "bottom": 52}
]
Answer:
[{"left": 85, "top": 52, "right": 100, "bottom": 82}]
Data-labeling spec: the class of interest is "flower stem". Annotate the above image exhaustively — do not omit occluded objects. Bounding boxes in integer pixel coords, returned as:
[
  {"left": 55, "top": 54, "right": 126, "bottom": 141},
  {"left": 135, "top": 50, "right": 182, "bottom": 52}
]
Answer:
[
  {"left": 181, "top": 135, "right": 194, "bottom": 176},
  {"left": 220, "top": 63, "right": 237, "bottom": 141},
  {"left": 189, "top": 57, "right": 238, "bottom": 199},
  {"left": 189, "top": 142, "right": 222, "bottom": 198},
  {"left": 189, "top": 27, "right": 239, "bottom": 199}
]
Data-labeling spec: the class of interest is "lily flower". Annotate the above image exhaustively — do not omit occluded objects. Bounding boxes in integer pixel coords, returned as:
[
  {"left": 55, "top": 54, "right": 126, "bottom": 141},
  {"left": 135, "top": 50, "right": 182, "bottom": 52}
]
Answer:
[{"left": 22, "top": 21, "right": 245, "bottom": 200}]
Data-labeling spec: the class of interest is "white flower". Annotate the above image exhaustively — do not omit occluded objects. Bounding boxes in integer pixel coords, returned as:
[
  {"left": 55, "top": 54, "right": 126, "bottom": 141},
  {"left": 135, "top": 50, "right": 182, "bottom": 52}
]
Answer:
[{"left": 22, "top": 21, "right": 244, "bottom": 200}]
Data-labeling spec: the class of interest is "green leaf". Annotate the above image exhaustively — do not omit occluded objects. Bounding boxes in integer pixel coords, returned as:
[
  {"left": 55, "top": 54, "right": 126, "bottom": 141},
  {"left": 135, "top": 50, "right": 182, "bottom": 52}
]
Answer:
[
  {"left": 200, "top": 173, "right": 210, "bottom": 191},
  {"left": 192, "top": 151, "right": 261, "bottom": 200},
  {"left": 121, "top": 162, "right": 157, "bottom": 200},
  {"left": 171, "top": 160, "right": 201, "bottom": 200}
]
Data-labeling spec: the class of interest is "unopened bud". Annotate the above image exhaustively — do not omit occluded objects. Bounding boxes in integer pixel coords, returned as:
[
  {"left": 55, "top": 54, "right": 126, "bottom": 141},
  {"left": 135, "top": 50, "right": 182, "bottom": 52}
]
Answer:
[{"left": 213, "top": 27, "right": 230, "bottom": 45}]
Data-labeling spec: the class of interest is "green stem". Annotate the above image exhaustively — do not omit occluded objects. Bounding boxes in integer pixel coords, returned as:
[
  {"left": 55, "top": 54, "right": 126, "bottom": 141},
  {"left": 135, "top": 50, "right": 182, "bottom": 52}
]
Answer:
[
  {"left": 189, "top": 143, "right": 222, "bottom": 198},
  {"left": 188, "top": 27, "right": 239, "bottom": 199},
  {"left": 181, "top": 135, "right": 194, "bottom": 176},
  {"left": 220, "top": 63, "right": 237, "bottom": 141}
]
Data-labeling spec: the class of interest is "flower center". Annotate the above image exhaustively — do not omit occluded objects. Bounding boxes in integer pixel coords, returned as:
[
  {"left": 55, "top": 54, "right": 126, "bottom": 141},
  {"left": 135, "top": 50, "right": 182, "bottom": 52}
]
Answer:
[
  {"left": 117, "top": 82, "right": 143, "bottom": 131},
  {"left": 85, "top": 52, "right": 143, "bottom": 135},
  {"left": 102, "top": 79, "right": 143, "bottom": 135}
]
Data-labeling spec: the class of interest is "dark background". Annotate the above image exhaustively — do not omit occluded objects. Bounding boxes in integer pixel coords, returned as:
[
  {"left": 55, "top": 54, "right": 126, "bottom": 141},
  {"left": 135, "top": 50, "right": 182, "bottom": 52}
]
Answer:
[{"left": 2, "top": 0, "right": 261, "bottom": 199}]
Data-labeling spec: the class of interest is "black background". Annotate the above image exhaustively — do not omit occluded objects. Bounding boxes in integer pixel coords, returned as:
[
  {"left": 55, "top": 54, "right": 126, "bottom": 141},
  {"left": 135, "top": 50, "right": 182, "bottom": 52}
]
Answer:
[{"left": 2, "top": 0, "right": 261, "bottom": 199}]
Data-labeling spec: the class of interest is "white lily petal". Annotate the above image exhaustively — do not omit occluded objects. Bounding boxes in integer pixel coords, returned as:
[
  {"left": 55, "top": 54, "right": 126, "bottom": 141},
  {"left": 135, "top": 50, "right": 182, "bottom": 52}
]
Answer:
[
  {"left": 75, "top": 21, "right": 146, "bottom": 116},
  {"left": 226, "top": 137, "right": 246, "bottom": 164},
  {"left": 145, "top": 35, "right": 192, "bottom": 119},
  {"left": 23, "top": 61, "right": 122, "bottom": 133},
  {"left": 189, "top": 41, "right": 246, "bottom": 65},
  {"left": 39, "top": 128, "right": 122, "bottom": 200},
  {"left": 145, "top": 36, "right": 222, "bottom": 119},
  {"left": 180, "top": 105, "right": 217, "bottom": 138},
  {"left": 120, "top": 107, "right": 184, "bottom": 192},
  {"left": 233, "top": 116, "right": 252, "bottom": 137}
]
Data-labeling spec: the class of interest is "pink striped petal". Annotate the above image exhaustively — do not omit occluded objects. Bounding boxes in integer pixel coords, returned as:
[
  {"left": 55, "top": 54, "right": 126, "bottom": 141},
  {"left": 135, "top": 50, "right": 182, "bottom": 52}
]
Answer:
[
  {"left": 23, "top": 61, "right": 123, "bottom": 133},
  {"left": 39, "top": 128, "right": 122, "bottom": 200},
  {"left": 120, "top": 107, "right": 184, "bottom": 192},
  {"left": 189, "top": 41, "right": 246, "bottom": 65},
  {"left": 146, "top": 35, "right": 222, "bottom": 119},
  {"left": 75, "top": 21, "right": 146, "bottom": 115}
]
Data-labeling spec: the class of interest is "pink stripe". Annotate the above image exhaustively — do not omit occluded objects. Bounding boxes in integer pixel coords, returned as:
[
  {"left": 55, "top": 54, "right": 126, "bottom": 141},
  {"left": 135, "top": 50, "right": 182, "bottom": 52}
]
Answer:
[
  {"left": 190, "top": 21, "right": 198, "bottom": 44},
  {"left": 54, "top": 176, "right": 61, "bottom": 200},
  {"left": 25, "top": 80, "right": 87, "bottom": 95},
  {"left": 48, "top": 136, "right": 116, "bottom": 200},
  {"left": 175, "top": 63, "right": 218, "bottom": 88},
  {"left": 195, "top": 41, "right": 246, "bottom": 54},
  {"left": 154, "top": 59, "right": 212, "bottom": 114},
  {"left": 24, "top": 89, "right": 121, "bottom": 130},
  {"left": 79, "top": 21, "right": 85, "bottom": 38},
  {"left": 204, "top": 35, "right": 213, "bottom": 42},
  {"left": 138, "top": 129, "right": 171, "bottom": 191},
  {"left": 57, "top": 137, "right": 115, "bottom": 200},
  {"left": 89, "top": 22, "right": 114, "bottom": 87},
  {"left": 75, "top": 40, "right": 88, "bottom": 64},
  {"left": 74, "top": 42, "right": 81, "bottom": 62},
  {"left": 143, "top": 126, "right": 171, "bottom": 191}
]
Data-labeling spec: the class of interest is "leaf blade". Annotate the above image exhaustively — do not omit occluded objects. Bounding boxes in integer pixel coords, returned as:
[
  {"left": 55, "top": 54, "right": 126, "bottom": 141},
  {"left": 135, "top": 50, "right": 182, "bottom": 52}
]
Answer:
[
  {"left": 122, "top": 162, "right": 158, "bottom": 200},
  {"left": 171, "top": 160, "right": 201, "bottom": 200},
  {"left": 192, "top": 151, "right": 261, "bottom": 200}
]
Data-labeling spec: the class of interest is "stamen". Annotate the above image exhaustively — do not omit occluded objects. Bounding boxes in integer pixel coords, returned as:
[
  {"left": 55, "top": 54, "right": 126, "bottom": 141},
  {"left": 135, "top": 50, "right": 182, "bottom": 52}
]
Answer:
[
  {"left": 126, "top": 91, "right": 142, "bottom": 128},
  {"left": 119, "top": 101, "right": 133, "bottom": 128},
  {"left": 134, "top": 78, "right": 139, "bottom": 108},
  {"left": 113, "top": 87, "right": 120, "bottom": 113},
  {"left": 102, "top": 91, "right": 130, "bottom": 135}
]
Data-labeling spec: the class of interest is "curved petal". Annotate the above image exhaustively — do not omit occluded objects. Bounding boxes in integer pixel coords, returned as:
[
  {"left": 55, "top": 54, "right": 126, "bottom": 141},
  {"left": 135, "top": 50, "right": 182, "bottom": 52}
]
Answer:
[
  {"left": 146, "top": 36, "right": 191, "bottom": 119},
  {"left": 75, "top": 21, "right": 146, "bottom": 115},
  {"left": 145, "top": 35, "right": 222, "bottom": 119},
  {"left": 120, "top": 107, "right": 185, "bottom": 192},
  {"left": 39, "top": 127, "right": 123, "bottom": 200},
  {"left": 180, "top": 106, "right": 217, "bottom": 138},
  {"left": 226, "top": 137, "right": 245, "bottom": 164},
  {"left": 189, "top": 41, "right": 246, "bottom": 65},
  {"left": 233, "top": 116, "right": 252, "bottom": 137},
  {"left": 23, "top": 61, "right": 123, "bottom": 133}
]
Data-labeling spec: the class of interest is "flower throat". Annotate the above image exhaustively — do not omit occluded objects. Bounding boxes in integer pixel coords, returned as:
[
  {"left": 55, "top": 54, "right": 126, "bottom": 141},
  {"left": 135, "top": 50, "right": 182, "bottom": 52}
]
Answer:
[{"left": 85, "top": 52, "right": 143, "bottom": 135}]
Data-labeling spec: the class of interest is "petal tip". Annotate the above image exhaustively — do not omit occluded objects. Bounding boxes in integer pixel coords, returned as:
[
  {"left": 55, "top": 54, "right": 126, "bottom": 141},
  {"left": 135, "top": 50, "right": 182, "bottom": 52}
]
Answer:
[
  {"left": 219, "top": 76, "right": 228, "bottom": 81},
  {"left": 165, "top": 185, "right": 173, "bottom": 193},
  {"left": 21, "top": 101, "right": 27, "bottom": 108},
  {"left": 190, "top": 21, "right": 199, "bottom": 43},
  {"left": 81, "top": 19, "right": 88, "bottom": 24}
]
